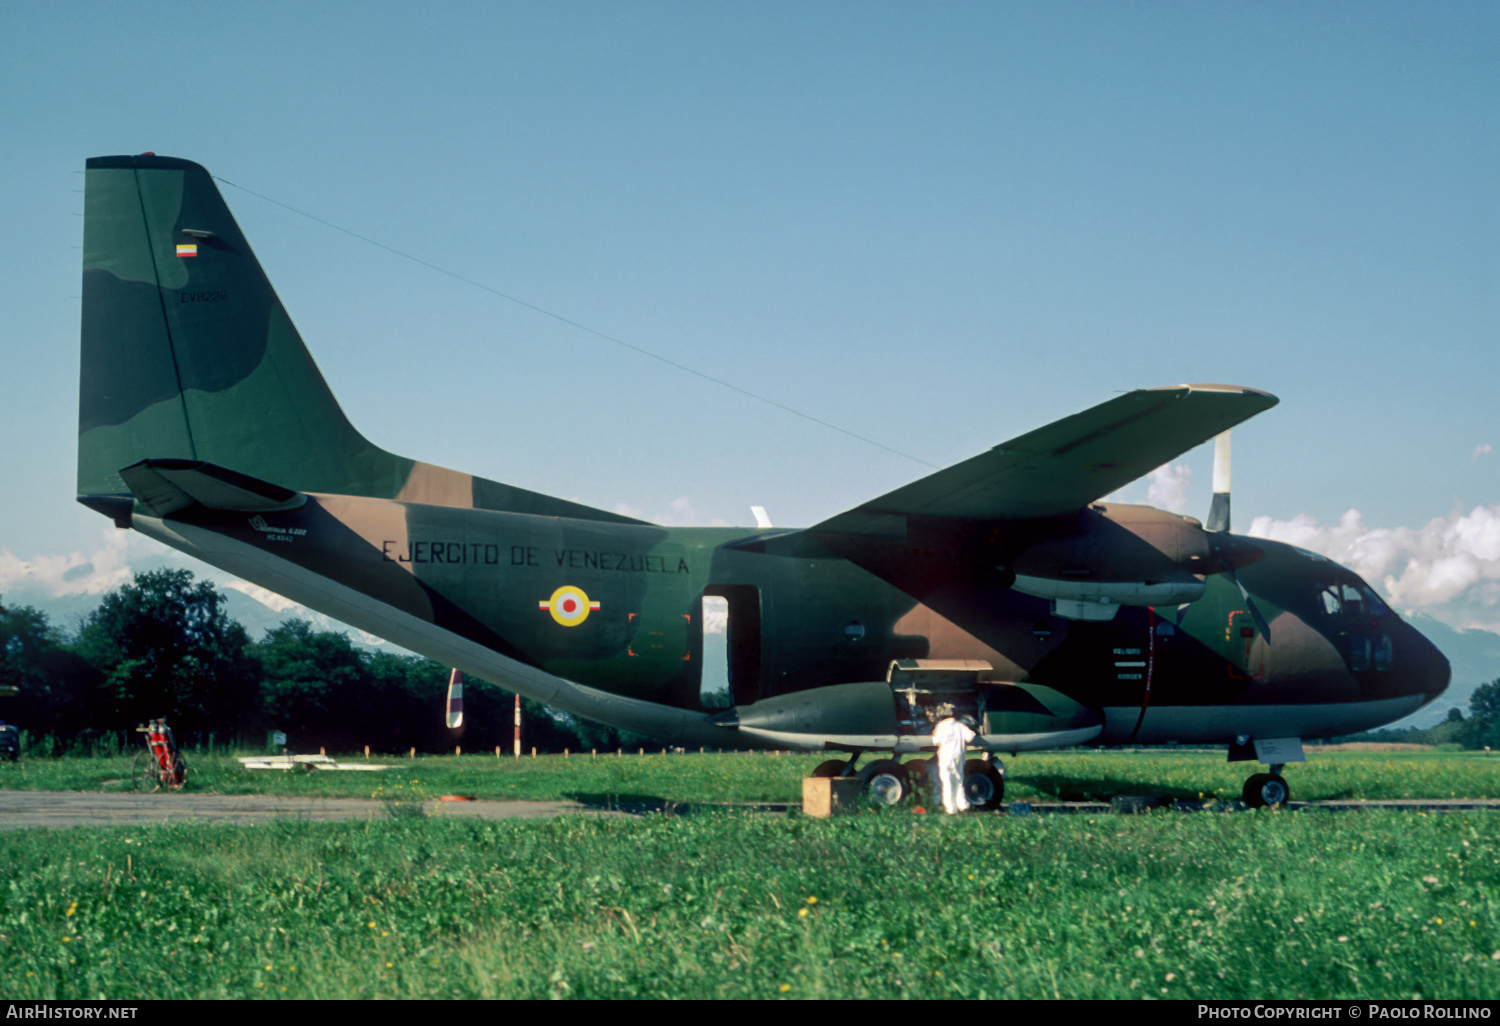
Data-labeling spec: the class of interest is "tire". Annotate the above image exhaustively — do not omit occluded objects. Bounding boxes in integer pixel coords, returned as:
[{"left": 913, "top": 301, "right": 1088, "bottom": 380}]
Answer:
[
  {"left": 134, "top": 752, "right": 160, "bottom": 792},
  {"left": 1242, "top": 772, "right": 1289, "bottom": 808},
  {"left": 170, "top": 754, "right": 189, "bottom": 790},
  {"left": 858, "top": 759, "right": 911, "bottom": 807},
  {"left": 963, "top": 758, "right": 1005, "bottom": 811},
  {"left": 811, "top": 759, "right": 850, "bottom": 779}
]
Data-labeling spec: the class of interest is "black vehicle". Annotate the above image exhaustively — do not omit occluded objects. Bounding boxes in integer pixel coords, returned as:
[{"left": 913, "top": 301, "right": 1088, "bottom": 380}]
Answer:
[{"left": 0, "top": 724, "right": 19, "bottom": 762}]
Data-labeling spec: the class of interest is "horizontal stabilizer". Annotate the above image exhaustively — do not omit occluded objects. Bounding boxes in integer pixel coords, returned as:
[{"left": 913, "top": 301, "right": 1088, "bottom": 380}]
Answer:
[
  {"left": 119, "top": 459, "right": 305, "bottom": 517},
  {"left": 813, "top": 383, "right": 1277, "bottom": 535}
]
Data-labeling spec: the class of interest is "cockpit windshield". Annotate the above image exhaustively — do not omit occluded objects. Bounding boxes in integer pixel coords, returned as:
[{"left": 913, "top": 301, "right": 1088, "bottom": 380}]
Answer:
[{"left": 1316, "top": 580, "right": 1392, "bottom": 618}]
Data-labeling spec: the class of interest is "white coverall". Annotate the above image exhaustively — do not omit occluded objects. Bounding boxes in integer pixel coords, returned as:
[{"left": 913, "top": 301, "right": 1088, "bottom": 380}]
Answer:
[{"left": 932, "top": 717, "right": 977, "bottom": 814}]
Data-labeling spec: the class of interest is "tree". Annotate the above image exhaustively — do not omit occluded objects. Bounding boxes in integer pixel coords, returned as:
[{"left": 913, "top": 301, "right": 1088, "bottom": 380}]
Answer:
[
  {"left": 254, "top": 619, "right": 374, "bottom": 746},
  {"left": 1470, "top": 679, "right": 1500, "bottom": 723},
  {"left": 0, "top": 598, "right": 96, "bottom": 734},
  {"left": 76, "top": 570, "right": 258, "bottom": 734},
  {"left": 1468, "top": 678, "right": 1500, "bottom": 749}
]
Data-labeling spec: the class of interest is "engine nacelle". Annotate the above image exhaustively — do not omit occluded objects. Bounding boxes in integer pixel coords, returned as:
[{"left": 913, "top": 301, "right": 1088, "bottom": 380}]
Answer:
[
  {"left": 715, "top": 671, "right": 1102, "bottom": 753},
  {"left": 1001, "top": 502, "right": 1259, "bottom": 620},
  {"left": 1010, "top": 572, "right": 1205, "bottom": 619}
]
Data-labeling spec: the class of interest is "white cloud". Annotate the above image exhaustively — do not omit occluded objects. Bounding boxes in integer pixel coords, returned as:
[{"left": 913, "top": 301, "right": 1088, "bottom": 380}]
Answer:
[
  {"left": 1248, "top": 505, "right": 1500, "bottom": 629},
  {"left": 0, "top": 530, "right": 391, "bottom": 647},
  {"left": 1473, "top": 444, "right": 1491, "bottom": 462},
  {"left": 701, "top": 595, "right": 728, "bottom": 634},
  {"left": 0, "top": 529, "right": 172, "bottom": 599},
  {"left": 1145, "top": 463, "right": 1193, "bottom": 513}
]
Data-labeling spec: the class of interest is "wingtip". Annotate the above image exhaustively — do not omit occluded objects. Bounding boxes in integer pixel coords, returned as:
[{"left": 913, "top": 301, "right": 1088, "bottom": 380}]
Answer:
[
  {"left": 1180, "top": 383, "right": 1279, "bottom": 403},
  {"left": 1141, "top": 383, "right": 1279, "bottom": 406},
  {"left": 86, "top": 154, "right": 210, "bottom": 173}
]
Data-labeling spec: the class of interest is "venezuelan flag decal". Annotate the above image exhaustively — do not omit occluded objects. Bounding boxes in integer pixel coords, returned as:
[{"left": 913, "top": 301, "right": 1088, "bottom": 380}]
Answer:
[
  {"left": 539, "top": 585, "right": 600, "bottom": 627},
  {"left": 176, "top": 243, "right": 198, "bottom": 258}
]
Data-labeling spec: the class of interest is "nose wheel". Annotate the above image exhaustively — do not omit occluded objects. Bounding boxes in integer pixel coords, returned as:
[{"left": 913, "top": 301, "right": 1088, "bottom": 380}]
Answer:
[{"left": 1242, "top": 770, "right": 1289, "bottom": 808}]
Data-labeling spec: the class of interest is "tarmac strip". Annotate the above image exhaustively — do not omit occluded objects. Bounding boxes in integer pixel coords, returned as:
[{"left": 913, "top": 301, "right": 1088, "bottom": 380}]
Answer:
[
  {"left": 0, "top": 790, "right": 631, "bottom": 830},
  {"left": 0, "top": 791, "right": 1495, "bottom": 830}
]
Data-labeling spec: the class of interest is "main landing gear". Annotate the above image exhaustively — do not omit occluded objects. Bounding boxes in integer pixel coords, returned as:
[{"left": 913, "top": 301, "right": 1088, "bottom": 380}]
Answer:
[
  {"left": 1242, "top": 763, "right": 1289, "bottom": 809},
  {"left": 859, "top": 759, "right": 913, "bottom": 806},
  {"left": 812, "top": 753, "right": 1006, "bottom": 811},
  {"left": 963, "top": 758, "right": 1005, "bottom": 811},
  {"left": 808, "top": 752, "right": 916, "bottom": 806}
]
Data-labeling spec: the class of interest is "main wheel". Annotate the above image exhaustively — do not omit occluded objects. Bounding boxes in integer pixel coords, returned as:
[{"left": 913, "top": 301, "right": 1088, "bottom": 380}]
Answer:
[
  {"left": 133, "top": 752, "right": 160, "bottom": 792},
  {"left": 963, "top": 758, "right": 1005, "bottom": 811},
  {"left": 810, "top": 759, "right": 850, "bottom": 779},
  {"left": 858, "top": 759, "right": 911, "bottom": 807},
  {"left": 1243, "top": 772, "right": 1289, "bottom": 808}
]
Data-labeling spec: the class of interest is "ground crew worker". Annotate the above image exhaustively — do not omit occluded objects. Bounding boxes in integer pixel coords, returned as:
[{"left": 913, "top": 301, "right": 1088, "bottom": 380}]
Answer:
[{"left": 931, "top": 706, "right": 977, "bottom": 814}]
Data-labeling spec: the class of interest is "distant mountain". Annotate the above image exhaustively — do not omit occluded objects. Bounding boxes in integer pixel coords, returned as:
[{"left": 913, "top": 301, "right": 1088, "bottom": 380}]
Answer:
[
  {"left": 218, "top": 589, "right": 395, "bottom": 651},
  {"left": 1399, "top": 613, "right": 1500, "bottom": 727}
]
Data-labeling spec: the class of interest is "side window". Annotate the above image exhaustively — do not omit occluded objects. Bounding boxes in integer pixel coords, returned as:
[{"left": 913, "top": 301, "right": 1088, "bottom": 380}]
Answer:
[
  {"left": 1348, "top": 635, "right": 1371, "bottom": 672},
  {"left": 1375, "top": 632, "right": 1394, "bottom": 671}
]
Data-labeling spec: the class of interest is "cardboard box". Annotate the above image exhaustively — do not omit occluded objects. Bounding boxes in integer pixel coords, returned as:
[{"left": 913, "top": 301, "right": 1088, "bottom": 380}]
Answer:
[{"left": 802, "top": 776, "right": 862, "bottom": 817}]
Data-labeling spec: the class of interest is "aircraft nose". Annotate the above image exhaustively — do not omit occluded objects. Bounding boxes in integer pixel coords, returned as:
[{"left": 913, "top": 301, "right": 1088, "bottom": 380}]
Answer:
[{"left": 1406, "top": 625, "right": 1451, "bottom": 704}]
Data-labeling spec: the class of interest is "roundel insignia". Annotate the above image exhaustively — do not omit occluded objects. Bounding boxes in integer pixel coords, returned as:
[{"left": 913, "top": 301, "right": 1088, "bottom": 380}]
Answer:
[{"left": 539, "top": 585, "right": 600, "bottom": 627}]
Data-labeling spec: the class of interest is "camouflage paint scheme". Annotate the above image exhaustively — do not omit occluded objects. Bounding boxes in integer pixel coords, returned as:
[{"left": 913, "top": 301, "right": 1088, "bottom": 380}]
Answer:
[{"left": 77, "top": 155, "right": 1450, "bottom": 757}]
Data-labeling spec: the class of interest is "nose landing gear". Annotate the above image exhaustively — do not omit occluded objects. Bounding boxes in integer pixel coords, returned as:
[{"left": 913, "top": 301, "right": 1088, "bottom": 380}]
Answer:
[{"left": 1242, "top": 763, "right": 1289, "bottom": 808}]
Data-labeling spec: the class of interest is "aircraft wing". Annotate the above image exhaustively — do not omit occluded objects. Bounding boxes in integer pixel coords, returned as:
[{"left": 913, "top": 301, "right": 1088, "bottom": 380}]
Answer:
[{"left": 812, "top": 384, "right": 1276, "bottom": 535}]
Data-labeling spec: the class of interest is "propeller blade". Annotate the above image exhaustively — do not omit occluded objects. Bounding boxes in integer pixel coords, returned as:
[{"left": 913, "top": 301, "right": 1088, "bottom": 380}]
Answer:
[
  {"left": 445, "top": 668, "right": 464, "bottom": 730},
  {"left": 1206, "top": 430, "right": 1232, "bottom": 532},
  {"left": 1228, "top": 565, "right": 1272, "bottom": 639}
]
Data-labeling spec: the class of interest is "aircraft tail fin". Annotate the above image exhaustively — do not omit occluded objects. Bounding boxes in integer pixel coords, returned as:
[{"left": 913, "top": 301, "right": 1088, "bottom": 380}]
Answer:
[{"left": 78, "top": 154, "right": 642, "bottom": 524}]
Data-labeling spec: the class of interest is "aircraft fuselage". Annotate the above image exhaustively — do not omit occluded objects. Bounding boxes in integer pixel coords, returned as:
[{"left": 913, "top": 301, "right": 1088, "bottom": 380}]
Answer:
[{"left": 128, "top": 490, "right": 1448, "bottom": 750}]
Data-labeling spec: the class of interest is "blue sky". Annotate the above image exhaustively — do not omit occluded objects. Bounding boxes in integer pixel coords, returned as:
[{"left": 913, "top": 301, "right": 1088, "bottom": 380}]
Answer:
[{"left": 2, "top": 2, "right": 1498, "bottom": 634}]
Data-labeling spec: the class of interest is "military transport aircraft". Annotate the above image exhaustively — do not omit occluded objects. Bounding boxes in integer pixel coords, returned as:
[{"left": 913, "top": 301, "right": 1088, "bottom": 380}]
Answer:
[{"left": 76, "top": 154, "right": 1449, "bottom": 809}]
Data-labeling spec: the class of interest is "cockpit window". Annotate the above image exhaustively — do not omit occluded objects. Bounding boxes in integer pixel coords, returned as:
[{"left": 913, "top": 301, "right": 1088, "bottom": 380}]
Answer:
[
  {"left": 1317, "top": 580, "right": 1392, "bottom": 618},
  {"left": 1319, "top": 585, "right": 1342, "bottom": 616}
]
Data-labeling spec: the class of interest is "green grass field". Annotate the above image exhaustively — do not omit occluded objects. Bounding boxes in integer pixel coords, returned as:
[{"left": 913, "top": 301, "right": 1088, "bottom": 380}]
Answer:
[
  {"left": 1, "top": 809, "right": 1496, "bottom": 999},
  {"left": 0, "top": 749, "right": 1497, "bottom": 999},
  {"left": 1, "top": 745, "right": 1496, "bottom": 804}
]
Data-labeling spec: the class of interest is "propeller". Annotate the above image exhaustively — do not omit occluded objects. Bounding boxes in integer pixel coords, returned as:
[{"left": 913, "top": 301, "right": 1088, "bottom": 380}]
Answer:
[
  {"left": 1206, "top": 431, "right": 1232, "bottom": 533},
  {"left": 445, "top": 668, "right": 464, "bottom": 731},
  {"left": 1205, "top": 430, "right": 1272, "bottom": 639}
]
